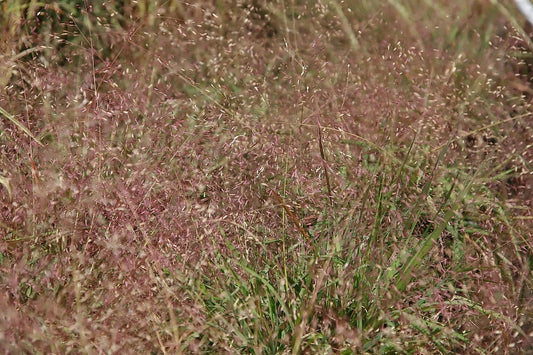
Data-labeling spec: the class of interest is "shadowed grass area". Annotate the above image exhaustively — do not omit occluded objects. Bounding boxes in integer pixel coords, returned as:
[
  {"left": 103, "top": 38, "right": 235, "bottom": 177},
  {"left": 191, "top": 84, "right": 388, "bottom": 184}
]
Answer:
[{"left": 0, "top": 0, "right": 532, "bottom": 353}]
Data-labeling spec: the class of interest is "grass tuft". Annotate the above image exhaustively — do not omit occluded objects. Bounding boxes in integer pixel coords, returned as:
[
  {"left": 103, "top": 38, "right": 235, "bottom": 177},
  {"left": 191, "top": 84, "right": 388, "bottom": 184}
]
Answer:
[{"left": 1, "top": 0, "right": 532, "bottom": 353}]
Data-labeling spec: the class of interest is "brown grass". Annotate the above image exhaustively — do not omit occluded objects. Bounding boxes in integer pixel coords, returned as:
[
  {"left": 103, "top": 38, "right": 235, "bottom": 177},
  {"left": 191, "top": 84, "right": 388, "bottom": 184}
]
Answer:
[{"left": 0, "top": 0, "right": 532, "bottom": 353}]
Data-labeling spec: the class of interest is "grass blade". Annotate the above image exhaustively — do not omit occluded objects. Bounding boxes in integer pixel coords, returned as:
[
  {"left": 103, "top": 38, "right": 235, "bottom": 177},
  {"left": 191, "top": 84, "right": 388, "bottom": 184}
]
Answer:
[{"left": 0, "top": 106, "right": 43, "bottom": 146}]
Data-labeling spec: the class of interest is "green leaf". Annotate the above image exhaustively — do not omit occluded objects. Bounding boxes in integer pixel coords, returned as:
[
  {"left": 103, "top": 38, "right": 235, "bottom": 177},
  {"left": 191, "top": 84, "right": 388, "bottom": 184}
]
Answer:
[{"left": 0, "top": 106, "right": 43, "bottom": 146}]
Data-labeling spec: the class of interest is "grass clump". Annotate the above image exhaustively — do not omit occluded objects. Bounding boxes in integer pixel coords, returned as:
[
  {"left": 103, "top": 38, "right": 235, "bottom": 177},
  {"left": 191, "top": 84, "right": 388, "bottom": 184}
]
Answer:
[{"left": 0, "top": 0, "right": 532, "bottom": 353}]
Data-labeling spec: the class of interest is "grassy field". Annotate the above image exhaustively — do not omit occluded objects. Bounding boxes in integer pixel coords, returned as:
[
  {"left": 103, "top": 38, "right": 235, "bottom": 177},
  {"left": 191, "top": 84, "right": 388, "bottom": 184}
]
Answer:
[{"left": 0, "top": 0, "right": 532, "bottom": 353}]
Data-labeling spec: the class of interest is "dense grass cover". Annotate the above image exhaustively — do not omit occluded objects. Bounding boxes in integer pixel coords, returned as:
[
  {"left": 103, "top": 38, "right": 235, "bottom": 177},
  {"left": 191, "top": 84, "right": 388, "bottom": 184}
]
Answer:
[{"left": 0, "top": 0, "right": 532, "bottom": 353}]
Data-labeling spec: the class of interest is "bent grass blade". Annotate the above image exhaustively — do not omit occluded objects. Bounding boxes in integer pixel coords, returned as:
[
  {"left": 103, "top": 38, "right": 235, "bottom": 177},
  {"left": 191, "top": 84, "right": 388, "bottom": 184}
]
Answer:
[
  {"left": 395, "top": 164, "right": 482, "bottom": 292},
  {"left": 0, "top": 106, "right": 43, "bottom": 146}
]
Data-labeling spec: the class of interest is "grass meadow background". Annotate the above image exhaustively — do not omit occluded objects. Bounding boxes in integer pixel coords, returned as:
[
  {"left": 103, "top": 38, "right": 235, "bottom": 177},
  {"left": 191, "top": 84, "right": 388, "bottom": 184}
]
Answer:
[{"left": 0, "top": 0, "right": 532, "bottom": 353}]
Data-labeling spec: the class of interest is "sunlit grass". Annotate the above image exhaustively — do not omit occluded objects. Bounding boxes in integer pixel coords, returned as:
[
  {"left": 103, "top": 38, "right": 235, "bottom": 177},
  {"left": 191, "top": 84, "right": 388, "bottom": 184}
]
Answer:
[{"left": 0, "top": 0, "right": 532, "bottom": 353}]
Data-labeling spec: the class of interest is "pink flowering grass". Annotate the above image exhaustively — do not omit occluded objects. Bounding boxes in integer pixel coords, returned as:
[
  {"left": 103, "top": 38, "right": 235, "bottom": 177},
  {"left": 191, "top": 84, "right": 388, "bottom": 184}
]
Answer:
[{"left": 0, "top": 0, "right": 532, "bottom": 353}]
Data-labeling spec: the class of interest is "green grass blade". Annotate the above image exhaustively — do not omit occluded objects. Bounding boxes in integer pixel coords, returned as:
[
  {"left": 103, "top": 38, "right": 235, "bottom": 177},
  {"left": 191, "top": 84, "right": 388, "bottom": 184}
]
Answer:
[
  {"left": 0, "top": 106, "right": 43, "bottom": 146},
  {"left": 395, "top": 166, "right": 478, "bottom": 292}
]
